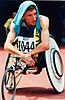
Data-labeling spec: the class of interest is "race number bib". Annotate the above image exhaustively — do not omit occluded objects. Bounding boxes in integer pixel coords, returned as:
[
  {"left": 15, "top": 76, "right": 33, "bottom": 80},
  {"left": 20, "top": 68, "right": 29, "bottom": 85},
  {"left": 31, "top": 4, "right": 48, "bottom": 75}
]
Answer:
[{"left": 14, "top": 36, "right": 36, "bottom": 53}]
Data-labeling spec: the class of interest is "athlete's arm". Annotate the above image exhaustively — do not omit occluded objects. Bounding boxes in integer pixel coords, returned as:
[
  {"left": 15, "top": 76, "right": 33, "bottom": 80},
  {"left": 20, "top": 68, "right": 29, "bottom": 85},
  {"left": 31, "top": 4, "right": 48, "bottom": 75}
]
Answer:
[
  {"left": 4, "top": 22, "right": 35, "bottom": 66},
  {"left": 29, "top": 15, "right": 49, "bottom": 56}
]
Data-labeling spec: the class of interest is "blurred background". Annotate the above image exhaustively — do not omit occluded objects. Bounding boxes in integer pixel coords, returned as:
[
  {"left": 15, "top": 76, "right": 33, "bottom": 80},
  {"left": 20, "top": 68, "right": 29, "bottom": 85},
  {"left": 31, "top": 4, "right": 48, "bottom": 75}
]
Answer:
[{"left": 0, "top": 0, "right": 65, "bottom": 47}]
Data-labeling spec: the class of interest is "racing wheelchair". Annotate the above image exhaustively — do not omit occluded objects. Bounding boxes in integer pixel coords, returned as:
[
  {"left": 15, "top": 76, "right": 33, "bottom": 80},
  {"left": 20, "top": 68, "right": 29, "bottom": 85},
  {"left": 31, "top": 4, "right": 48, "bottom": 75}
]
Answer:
[{"left": 1, "top": 35, "right": 64, "bottom": 100}]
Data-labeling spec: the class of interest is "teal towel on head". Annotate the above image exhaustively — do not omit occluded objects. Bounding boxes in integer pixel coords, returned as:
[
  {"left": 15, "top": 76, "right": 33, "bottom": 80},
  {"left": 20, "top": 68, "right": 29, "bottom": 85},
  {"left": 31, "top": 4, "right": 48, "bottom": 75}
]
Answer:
[{"left": 13, "top": 1, "right": 40, "bottom": 35}]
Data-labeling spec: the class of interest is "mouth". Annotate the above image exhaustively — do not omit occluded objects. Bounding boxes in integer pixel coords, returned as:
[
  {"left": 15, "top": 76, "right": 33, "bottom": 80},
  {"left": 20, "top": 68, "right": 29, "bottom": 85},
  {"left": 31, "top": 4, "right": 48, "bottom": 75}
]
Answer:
[
  {"left": 32, "top": 21, "right": 36, "bottom": 24},
  {"left": 32, "top": 20, "right": 36, "bottom": 23}
]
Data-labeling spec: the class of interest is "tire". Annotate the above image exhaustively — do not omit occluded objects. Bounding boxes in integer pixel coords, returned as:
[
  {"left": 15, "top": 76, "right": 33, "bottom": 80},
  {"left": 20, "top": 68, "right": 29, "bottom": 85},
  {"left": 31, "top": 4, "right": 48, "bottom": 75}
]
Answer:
[
  {"left": 1, "top": 68, "right": 16, "bottom": 100},
  {"left": 45, "top": 37, "right": 64, "bottom": 93}
]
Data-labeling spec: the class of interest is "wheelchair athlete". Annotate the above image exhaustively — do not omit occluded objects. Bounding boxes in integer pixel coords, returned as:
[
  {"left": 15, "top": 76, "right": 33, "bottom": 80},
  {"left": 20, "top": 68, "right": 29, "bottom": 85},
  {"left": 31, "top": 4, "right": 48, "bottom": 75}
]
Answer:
[{"left": 4, "top": 1, "right": 49, "bottom": 74}]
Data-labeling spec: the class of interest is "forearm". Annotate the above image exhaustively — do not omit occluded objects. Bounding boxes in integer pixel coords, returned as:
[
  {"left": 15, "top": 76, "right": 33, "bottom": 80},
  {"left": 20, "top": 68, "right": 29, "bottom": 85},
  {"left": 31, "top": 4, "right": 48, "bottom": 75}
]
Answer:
[
  {"left": 29, "top": 42, "right": 49, "bottom": 56},
  {"left": 4, "top": 42, "right": 35, "bottom": 66},
  {"left": 4, "top": 42, "right": 24, "bottom": 58}
]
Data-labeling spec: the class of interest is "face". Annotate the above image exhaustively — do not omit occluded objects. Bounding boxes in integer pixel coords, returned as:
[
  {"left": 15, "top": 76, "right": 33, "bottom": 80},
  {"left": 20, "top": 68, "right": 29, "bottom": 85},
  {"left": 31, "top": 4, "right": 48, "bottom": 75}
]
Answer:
[{"left": 23, "top": 9, "right": 37, "bottom": 27}]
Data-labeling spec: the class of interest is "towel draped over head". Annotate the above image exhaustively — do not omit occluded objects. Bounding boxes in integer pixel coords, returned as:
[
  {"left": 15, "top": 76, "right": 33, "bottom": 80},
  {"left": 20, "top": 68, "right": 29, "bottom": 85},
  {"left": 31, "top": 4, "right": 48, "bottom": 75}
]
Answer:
[{"left": 13, "top": 1, "right": 40, "bottom": 35}]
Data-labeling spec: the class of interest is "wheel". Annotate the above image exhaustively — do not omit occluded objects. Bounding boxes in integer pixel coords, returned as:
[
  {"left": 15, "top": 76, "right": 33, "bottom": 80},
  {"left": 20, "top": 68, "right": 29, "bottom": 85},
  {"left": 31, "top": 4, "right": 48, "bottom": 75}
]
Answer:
[
  {"left": 45, "top": 37, "right": 64, "bottom": 93},
  {"left": 5, "top": 50, "right": 22, "bottom": 90},
  {"left": 1, "top": 67, "right": 16, "bottom": 100}
]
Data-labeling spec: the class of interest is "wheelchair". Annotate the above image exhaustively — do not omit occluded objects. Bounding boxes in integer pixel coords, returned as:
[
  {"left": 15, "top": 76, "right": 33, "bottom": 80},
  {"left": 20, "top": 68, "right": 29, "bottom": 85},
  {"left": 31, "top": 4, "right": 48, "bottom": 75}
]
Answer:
[{"left": 1, "top": 35, "right": 64, "bottom": 100}]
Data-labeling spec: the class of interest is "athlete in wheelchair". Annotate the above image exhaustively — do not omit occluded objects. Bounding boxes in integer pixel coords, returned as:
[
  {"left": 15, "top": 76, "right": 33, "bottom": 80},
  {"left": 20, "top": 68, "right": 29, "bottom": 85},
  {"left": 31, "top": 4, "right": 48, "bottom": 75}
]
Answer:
[{"left": 1, "top": 1, "right": 64, "bottom": 100}]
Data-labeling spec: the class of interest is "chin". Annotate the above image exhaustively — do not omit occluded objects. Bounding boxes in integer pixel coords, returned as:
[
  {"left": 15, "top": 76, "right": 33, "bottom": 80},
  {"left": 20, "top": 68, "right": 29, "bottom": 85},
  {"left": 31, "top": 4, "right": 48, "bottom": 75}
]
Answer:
[{"left": 31, "top": 23, "right": 36, "bottom": 26}]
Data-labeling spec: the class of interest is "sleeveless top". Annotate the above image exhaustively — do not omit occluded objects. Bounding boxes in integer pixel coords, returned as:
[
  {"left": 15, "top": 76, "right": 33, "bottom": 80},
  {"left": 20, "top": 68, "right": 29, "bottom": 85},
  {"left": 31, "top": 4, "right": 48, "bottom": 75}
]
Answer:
[
  {"left": 15, "top": 22, "right": 41, "bottom": 57},
  {"left": 18, "top": 22, "right": 41, "bottom": 46}
]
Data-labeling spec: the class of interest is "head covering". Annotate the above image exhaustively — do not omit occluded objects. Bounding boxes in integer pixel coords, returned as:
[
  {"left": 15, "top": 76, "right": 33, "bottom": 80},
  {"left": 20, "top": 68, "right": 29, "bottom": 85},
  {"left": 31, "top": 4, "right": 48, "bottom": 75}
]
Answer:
[{"left": 13, "top": 1, "right": 40, "bottom": 35}]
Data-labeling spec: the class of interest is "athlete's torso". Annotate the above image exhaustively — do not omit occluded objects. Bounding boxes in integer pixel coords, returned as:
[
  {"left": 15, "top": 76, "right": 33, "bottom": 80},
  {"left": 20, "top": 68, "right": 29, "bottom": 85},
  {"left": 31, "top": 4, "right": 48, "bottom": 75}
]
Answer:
[
  {"left": 18, "top": 25, "right": 35, "bottom": 38},
  {"left": 15, "top": 22, "right": 41, "bottom": 54}
]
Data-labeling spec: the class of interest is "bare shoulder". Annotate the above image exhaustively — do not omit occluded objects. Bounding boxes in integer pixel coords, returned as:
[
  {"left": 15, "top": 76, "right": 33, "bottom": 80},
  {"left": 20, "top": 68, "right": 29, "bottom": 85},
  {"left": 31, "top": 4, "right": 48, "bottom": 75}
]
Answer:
[{"left": 39, "top": 15, "right": 49, "bottom": 29}]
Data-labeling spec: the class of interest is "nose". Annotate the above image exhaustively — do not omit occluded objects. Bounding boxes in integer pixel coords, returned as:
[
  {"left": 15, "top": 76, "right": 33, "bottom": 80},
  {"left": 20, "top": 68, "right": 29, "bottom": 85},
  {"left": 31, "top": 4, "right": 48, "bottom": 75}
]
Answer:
[{"left": 32, "top": 15, "right": 36, "bottom": 20}]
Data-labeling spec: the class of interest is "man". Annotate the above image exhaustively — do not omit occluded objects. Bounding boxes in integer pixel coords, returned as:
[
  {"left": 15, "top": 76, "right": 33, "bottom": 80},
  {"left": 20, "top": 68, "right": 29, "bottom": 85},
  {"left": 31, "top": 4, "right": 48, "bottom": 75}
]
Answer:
[
  {"left": 4, "top": 1, "right": 49, "bottom": 74},
  {"left": 4, "top": 12, "right": 16, "bottom": 35}
]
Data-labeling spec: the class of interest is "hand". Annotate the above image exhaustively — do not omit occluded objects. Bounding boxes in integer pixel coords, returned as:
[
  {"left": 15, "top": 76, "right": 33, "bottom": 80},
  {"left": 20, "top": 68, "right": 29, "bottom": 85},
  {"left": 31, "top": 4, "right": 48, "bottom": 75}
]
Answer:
[{"left": 20, "top": 53, "right": 35, "bottom": 66}]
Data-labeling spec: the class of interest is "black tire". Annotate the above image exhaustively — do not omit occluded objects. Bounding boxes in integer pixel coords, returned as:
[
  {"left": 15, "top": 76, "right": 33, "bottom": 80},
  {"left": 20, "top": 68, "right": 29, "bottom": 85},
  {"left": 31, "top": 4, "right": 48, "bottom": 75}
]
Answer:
[
  {"left": 5, "top": 53, "right": 11, "bottom": 70},
  {"left": 1, "top": 68, "right": 16, "bottom": 100}
]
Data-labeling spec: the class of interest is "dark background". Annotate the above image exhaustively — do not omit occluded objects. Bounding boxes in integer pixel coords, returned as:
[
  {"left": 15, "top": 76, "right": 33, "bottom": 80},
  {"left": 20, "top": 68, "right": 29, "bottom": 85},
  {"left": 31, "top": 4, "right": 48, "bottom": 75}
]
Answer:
[{"left": 0, "top": 0, "right": 65, "bottom": 46}]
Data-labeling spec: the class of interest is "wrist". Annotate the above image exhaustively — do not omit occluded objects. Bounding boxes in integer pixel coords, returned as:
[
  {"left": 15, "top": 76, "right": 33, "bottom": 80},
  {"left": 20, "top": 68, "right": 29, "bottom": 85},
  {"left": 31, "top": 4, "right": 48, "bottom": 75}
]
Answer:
[{"left": 19, "top": 53, "right": 24, "bottom": 60}]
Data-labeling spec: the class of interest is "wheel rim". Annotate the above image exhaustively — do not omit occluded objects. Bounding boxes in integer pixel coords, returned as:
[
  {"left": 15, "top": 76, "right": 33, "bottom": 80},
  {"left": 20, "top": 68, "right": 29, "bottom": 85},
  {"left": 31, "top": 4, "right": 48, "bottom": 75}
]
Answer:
[
  {"left": 45, "top": 37, "right": 64, "bottom": 93},
  {"left": 53, "top": 49, "right": 63, "bottom": 77}
]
